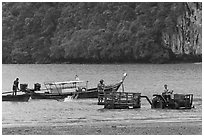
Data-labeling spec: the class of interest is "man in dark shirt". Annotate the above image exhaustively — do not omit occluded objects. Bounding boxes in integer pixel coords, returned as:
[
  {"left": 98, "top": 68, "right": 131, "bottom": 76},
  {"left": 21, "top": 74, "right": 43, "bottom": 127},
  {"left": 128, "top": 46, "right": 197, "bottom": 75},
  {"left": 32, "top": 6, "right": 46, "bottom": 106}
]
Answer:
[
  {"left": 98, "top": 79, "right": 105, "bottom": 91},
  {"left": 97, "top": 79, "right": 105, "bottom": 102},
  {"left": 13, "top": 78, "right": 19, "bottom": 96}
]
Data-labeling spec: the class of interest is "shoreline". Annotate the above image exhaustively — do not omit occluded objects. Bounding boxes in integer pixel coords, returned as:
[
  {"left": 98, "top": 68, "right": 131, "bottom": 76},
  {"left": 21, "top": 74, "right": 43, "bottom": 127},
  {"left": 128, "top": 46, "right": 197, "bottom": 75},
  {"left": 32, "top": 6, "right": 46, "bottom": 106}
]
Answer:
[
  {"left": 2, "top": 121, "right": 202, "bottom": 135},
  {"left": 2, "top": 61, "right": 202, "bottom": 65}
]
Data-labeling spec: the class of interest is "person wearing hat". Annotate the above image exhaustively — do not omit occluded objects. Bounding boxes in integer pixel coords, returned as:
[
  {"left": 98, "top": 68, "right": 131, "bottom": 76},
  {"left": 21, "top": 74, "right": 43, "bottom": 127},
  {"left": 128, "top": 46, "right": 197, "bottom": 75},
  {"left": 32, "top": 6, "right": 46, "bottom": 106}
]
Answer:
[
  {"left": 12, "top": 78, "right": 19, "bottom": 96},
  {"left": 97, "top": 79, "right": 105, "bottom": 102}
]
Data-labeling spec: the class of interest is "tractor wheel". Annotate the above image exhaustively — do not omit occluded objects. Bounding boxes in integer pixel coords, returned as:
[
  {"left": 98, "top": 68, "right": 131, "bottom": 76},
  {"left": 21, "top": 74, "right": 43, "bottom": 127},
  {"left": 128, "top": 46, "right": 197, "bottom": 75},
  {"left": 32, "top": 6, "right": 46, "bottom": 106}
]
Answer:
[{"left": 151, "top": 97, "right": 165, "bottom": 109}]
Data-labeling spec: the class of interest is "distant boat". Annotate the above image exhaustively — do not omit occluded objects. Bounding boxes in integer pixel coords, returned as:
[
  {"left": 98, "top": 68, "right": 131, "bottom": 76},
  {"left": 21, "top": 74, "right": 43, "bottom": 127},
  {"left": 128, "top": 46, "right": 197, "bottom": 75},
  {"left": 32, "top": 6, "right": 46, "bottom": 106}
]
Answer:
[{"left": 2, "top": 94, "right": 30, "bottom": 102}]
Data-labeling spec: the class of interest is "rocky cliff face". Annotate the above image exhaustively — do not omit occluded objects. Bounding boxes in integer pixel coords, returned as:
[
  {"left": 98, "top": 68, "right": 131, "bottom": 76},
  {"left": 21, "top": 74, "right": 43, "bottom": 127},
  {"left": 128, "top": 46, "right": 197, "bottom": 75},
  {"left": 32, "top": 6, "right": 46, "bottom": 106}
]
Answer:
[{"left": 162, "top": 2, "right": 202, "bottom": 56}]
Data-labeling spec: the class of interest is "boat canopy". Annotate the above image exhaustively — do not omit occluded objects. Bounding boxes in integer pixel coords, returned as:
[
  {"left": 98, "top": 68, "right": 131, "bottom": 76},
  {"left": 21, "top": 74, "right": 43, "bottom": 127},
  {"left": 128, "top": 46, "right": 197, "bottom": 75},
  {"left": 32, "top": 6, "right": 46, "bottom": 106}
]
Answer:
[
  {"left": 44, "top": 80, "right": 85, "bottom": 94},
  {"left": 44, "top": 80, "right": 84, "bottom": 85}
]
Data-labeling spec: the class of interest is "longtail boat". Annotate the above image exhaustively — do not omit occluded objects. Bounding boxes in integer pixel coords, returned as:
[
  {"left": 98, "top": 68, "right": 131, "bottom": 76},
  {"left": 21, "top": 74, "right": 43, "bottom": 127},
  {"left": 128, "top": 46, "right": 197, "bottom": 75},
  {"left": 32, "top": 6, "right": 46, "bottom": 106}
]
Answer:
[
  {"left": 29, "top": 73, "right": 127, "bottom": 100},
  {"left": 30, "top": 80, "right": 84, "bottom": 99},
  {"left": 73, "top": 73, "right": 127, "bottom": 99},
  {"left": 74, "top": 82, "right": 122, "bottom": 99},
  {"left": 2, "top": 94, "right": 30, "bottom": 102},
  {"left": 30, "top": 81, "right": 122, "bottom": 99}
]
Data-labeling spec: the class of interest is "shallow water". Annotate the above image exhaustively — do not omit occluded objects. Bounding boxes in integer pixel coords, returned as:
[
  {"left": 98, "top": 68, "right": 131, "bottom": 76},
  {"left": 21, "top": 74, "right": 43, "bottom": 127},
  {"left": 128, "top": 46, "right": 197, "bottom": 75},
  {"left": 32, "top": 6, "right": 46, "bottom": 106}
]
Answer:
[{"left": 2, "top": 64, "right": 202, "bottom": 127}]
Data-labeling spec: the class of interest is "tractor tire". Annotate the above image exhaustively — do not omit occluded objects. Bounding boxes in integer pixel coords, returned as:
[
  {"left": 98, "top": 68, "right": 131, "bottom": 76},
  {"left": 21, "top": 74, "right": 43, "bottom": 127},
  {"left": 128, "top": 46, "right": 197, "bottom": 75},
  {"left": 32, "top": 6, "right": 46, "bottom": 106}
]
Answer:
[{"left": 151, "top": 97, "right": 165, "bottom": 109}]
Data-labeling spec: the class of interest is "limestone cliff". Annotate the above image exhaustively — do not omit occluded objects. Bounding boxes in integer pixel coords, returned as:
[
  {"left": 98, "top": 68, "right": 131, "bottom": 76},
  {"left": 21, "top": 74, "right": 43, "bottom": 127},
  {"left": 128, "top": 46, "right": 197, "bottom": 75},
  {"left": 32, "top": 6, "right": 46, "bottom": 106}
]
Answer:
[{"left": 162, "top": 2, "right": 202, "bottom": 56}]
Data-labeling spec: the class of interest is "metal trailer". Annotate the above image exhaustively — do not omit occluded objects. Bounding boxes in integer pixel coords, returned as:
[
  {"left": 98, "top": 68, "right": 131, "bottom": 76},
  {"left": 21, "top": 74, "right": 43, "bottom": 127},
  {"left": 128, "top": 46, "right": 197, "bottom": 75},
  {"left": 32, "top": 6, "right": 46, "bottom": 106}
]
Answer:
[{"left": 103, "top": 91, "right": 141, "bottom": 109}]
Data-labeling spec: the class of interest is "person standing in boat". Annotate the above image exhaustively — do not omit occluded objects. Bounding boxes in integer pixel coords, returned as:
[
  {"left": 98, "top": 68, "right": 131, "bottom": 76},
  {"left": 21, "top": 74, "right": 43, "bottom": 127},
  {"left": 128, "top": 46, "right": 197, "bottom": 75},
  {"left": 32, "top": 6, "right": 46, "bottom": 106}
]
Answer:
[
  {"left": 12, "top": 78, "right": 19, "bottom": 96},
  {"left": 97, "top": 79, "right": 105, "bottom": 102}
]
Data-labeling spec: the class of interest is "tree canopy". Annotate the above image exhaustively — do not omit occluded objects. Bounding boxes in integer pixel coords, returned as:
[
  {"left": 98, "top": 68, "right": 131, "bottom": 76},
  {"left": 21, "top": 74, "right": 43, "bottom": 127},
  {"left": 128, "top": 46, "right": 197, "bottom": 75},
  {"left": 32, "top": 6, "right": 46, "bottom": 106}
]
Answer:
[{"left": 2, "top": 2, "right": 202, "bottom": 64}]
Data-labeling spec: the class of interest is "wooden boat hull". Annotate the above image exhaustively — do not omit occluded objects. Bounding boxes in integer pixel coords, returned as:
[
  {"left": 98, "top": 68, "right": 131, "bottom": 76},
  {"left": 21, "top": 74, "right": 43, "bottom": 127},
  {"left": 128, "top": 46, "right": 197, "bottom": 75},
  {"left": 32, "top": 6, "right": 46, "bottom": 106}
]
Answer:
[
  {"left": 31, "top": 90, "right": 97, "bottom": 99},
  {"left": 2, "top": 94, "right": 30, "bottom": 102},
  {"left": 75, "top": 82, "right": 122, "bottom": 99},
  {"left": 31, "top": 92, "right": 72, "bottom": 99},
  {"left": 75, "top": 88, "right": 98, "bottom": 99}
]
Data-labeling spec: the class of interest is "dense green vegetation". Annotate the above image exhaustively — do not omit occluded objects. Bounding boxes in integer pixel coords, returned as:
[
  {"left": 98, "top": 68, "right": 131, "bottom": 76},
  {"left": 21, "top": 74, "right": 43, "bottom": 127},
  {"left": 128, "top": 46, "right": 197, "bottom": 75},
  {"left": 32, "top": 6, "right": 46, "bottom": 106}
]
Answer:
[{"left": 2, "top": 2, "right": 201, "bottom": 64}]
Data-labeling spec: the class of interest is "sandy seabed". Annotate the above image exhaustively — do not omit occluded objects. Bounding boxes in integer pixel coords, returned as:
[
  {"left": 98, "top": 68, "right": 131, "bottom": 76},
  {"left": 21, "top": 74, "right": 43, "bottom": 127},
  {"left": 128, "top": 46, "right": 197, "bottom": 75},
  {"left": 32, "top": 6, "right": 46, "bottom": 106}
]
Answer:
[{"left": 2, "top": 121, "right": 202, "bottom": 135}]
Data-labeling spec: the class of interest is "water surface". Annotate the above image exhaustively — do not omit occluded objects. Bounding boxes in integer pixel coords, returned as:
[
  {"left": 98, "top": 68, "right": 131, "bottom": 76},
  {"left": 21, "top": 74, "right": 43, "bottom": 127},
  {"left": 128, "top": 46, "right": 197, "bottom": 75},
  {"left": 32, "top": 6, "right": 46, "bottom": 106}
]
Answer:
[{"left": 2, "top": 64, "right": 202, "bottom": 127}]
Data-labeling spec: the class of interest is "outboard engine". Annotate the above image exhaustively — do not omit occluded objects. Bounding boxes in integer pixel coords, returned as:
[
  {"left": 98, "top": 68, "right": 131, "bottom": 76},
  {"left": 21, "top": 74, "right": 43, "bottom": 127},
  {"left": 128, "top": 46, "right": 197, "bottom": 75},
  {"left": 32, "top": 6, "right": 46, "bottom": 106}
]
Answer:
[
  {"left": 20, "top": 84, "right": 28, "bottom": 92},
  {"left": 34, "top": 83, "right": 41, "bottom": 91}
]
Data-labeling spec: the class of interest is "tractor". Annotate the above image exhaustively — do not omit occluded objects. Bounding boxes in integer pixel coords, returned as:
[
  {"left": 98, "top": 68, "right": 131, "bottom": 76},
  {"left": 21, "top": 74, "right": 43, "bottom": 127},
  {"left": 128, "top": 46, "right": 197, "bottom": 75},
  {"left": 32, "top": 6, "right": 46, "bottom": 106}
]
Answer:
[{"left": 151, "top": 93, "right": 193, "bottom": 109}]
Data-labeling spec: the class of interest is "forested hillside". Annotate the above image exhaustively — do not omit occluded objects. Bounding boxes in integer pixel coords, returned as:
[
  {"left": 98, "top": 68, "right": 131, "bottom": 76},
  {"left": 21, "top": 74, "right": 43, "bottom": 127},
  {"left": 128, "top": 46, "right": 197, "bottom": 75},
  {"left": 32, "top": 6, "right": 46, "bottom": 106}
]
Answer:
[{"left": 2, "top": 2, "right": 202, "bottom": 64}]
